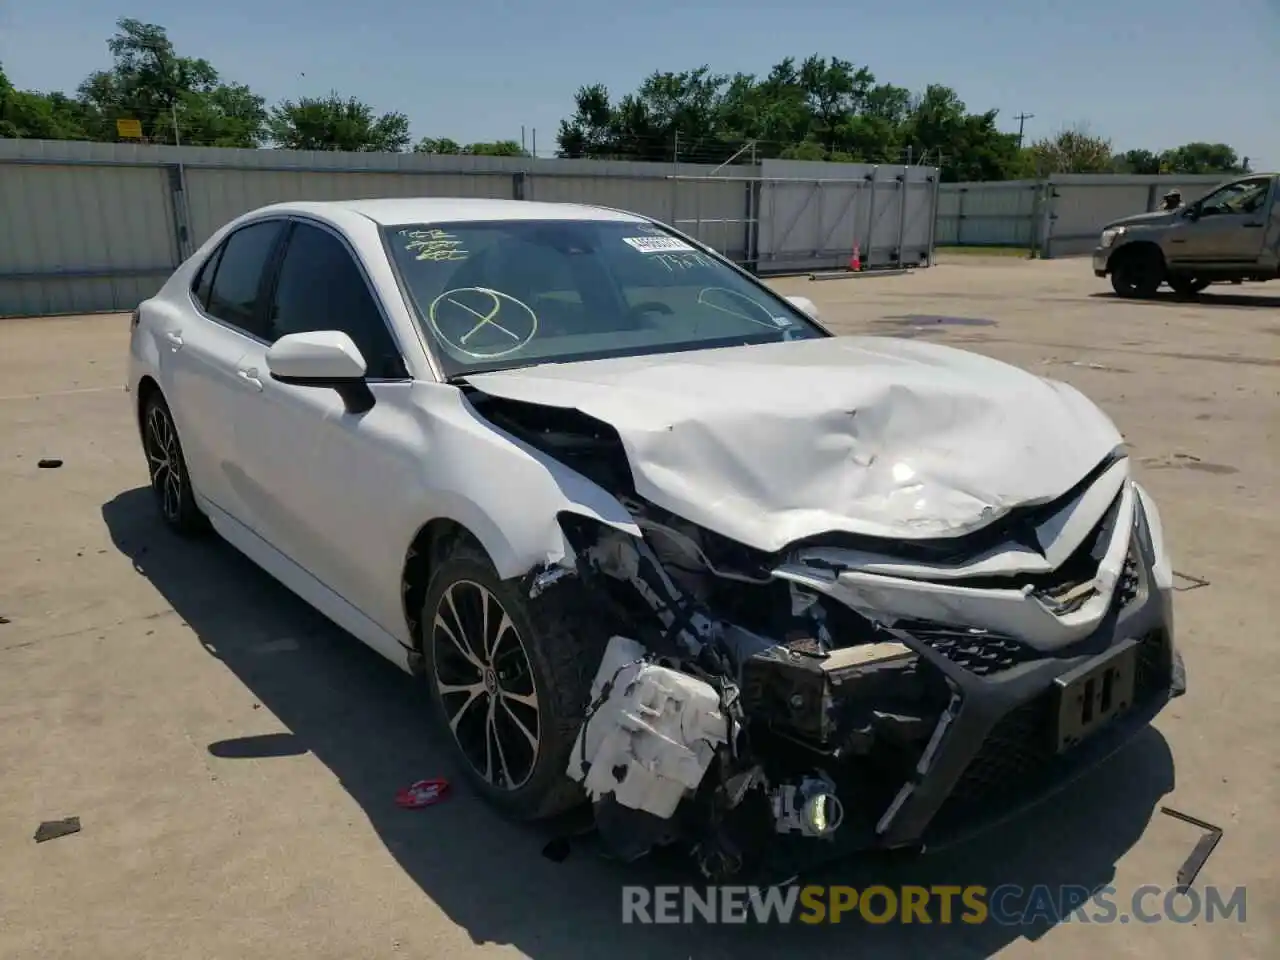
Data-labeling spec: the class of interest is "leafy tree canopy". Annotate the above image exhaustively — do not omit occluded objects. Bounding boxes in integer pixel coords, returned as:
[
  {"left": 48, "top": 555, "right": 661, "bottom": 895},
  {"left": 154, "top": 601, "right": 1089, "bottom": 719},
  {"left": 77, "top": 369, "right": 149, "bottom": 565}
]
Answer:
[{"left": 0, "top": 33, "right": 1251, "bottom": 178}]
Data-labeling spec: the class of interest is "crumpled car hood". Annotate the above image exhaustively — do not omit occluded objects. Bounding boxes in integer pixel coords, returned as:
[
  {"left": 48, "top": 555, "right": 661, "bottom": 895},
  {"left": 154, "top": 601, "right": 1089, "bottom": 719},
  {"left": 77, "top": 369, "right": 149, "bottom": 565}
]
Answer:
[{"left": 465, "top": 336, "right": 1123, "bottom": 553}]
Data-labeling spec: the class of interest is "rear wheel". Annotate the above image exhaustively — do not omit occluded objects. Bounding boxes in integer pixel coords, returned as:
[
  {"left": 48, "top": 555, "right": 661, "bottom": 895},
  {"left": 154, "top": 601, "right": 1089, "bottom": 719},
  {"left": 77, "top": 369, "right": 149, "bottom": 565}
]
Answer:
[
  {"left": 421, "top": 540, "right": 609, "bottom": 820},
  {"left": 1110, "top": 248, "right": 1164, "bottom": 298},
  {"left": 142, "top": 393, "right": 208, "bottom": 536},
  {"left": 1167, "top": 275, "right": 1211, "bottom": 297}
]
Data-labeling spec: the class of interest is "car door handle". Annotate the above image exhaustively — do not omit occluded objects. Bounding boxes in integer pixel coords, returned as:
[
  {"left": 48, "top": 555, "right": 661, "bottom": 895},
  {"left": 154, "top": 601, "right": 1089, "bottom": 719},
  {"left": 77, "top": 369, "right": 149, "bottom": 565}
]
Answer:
[
  {"left": 237, "top": 367, "right": 264, "bottom": 391},
  {"left": 164, "top": 331, "right": 184, "bottom": 350},
  {"left": 1243, "top": 221, "right": 1264, "bottom": 228}
]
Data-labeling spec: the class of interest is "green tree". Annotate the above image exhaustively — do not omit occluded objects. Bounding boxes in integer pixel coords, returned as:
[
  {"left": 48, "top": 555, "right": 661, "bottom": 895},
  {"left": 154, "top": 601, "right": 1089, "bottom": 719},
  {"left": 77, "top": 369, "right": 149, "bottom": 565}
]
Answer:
[
  {"left": 74, "top": 18, "right": 265, "bottom": 146},
  {"left": 268, "top": 93, "right": 410, "bottom": 151},
  {"left": 414, "top": 137, "right": 526, "bottom": 156},
  {"left": 554, "top": 57, "right": 1027, "bottom": 179},
  {"left": 414, "top": 136, "right": 462, "bottom": 154},
  {"left": 1028, "top": 126, "right": 1115, "bottom": 174},
  {"left": 1158, "top": 142, "right": 1244, "bottom": 175},
  {"left": 1, "top": 62, "right": 90, "bottom": 139},
  {"left": 1113, "top": 148, "right": 1162, "bottom": 175},
  {"left": 462, "top": 140, "right": 526, "bottom": 156}
]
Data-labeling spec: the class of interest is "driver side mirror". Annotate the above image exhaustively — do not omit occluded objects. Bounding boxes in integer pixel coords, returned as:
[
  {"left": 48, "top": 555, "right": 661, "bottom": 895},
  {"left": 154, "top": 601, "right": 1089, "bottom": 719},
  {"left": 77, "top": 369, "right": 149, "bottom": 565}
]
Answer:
[
  {"left": 266, "top": 330, "right": 375, "bottom": 413},
  {"left": 1182, "top": 204, "right": 1201, "bottom": 221},
  {"left": 785, "top": 295, "right": 820, "bottom": 320}
]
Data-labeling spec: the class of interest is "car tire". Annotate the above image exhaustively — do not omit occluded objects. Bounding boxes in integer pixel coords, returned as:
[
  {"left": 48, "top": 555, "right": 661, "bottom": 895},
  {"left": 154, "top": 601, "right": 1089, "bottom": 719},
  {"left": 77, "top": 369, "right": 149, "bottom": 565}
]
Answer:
[
  {"left": 1167, "top": 275, "right": 1210, "bottom": 297},
  {"left": 142, "top": 392, "right": 208, "bottom": 536},
  {"left": 1110, "top": 249, "right": 1164, "bottom": 298},
  {"left": 421, "top": 539, "right": 610, "bottom": 821}
]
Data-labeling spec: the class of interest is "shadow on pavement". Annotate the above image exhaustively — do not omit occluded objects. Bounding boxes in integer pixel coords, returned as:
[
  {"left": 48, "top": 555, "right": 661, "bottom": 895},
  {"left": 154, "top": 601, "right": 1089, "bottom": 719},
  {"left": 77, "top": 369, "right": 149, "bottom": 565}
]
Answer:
[
  {"left": 1089, "top": 290, "right": 1280, "bottom": 309},
  {"left": 103, "top": 486, "right": 1176, "bottom": 958}
]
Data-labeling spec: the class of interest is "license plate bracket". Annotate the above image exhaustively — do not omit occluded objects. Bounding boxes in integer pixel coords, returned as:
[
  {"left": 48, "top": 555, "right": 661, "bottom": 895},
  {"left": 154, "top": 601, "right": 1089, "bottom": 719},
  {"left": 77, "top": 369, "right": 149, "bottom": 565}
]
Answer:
[{"left": 1053, "top": 638, "right": 1139, "bottom": 753}]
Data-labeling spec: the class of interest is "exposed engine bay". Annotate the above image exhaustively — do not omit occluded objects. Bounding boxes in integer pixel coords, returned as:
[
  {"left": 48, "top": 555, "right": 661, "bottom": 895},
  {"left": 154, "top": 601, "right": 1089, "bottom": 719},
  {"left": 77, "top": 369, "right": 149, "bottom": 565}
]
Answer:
[{"left": 467, "top": 384, "right": 1185, "bottom": 881}]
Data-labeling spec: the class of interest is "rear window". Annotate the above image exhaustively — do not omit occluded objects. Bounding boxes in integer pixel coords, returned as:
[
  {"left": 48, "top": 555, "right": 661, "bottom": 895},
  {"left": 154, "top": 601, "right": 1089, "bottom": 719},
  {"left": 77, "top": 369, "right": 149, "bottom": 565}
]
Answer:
[{"left": 381, "top": 219, "right": 824, "bottom": 377}]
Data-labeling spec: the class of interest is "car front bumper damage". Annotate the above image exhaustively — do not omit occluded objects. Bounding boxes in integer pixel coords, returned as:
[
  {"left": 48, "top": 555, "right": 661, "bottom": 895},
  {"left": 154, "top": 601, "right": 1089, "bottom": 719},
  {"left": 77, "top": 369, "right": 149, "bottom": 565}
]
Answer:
[{"left": 558, "top": 474, "right": 1183, "bottom": 880}]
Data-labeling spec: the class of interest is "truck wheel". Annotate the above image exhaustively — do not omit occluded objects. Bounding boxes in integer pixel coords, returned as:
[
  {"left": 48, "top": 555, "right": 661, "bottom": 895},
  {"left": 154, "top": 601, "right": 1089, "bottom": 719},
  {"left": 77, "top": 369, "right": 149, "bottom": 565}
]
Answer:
[
  {"left": 1168, "top": 275, "right": 1210, "bottom": 297},
  {"left": 420, "top": 540, "right": 611, "bottom": 821},
  {"left": 1110, "top": 249, "right": 1164, "bottom": 298}
]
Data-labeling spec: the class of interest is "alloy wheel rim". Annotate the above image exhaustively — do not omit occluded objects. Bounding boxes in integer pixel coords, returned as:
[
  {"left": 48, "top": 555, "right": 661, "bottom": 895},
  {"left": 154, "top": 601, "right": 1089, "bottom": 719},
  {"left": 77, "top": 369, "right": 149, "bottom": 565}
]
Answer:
[
  {"left": 431, "top": 580, "right": 541, "bottom": 790},
  {"left": 145, "top": 406, "right": 182, "bottom": 522}
]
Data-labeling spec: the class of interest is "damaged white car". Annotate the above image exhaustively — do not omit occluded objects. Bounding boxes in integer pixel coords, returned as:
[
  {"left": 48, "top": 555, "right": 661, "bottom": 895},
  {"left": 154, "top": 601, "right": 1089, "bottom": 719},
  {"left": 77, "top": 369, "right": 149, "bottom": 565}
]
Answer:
[{"left": 128, "top": 198, "right": 1185, "bottom": 879}]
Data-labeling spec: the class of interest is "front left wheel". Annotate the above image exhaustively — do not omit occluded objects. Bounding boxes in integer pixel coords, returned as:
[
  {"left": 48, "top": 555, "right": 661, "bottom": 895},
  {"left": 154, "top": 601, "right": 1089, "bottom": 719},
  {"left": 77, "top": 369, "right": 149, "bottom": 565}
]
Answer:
[
  {"left": 421, "top": 540, "right": 610, "bottom": 821},
  {"left": 142, "top": 392, "right": 208, "bottom": 536}
]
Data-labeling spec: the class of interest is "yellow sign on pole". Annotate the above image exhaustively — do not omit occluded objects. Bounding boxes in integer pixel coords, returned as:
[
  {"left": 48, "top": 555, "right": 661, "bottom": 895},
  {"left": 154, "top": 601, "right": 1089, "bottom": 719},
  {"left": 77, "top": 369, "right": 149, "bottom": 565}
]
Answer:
[{"left": 116, "top": 118, "right": 143, "bottom": 139}]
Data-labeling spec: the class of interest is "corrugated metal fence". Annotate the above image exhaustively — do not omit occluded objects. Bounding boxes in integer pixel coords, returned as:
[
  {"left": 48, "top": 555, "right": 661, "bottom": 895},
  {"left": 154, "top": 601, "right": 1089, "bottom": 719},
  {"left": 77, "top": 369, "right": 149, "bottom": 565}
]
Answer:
[
  {"left": 0, "top": 139, "right": 941, "bottom": 317},
  {"left": 936, "top": 173, "right": 1231, "bottom": 257}
]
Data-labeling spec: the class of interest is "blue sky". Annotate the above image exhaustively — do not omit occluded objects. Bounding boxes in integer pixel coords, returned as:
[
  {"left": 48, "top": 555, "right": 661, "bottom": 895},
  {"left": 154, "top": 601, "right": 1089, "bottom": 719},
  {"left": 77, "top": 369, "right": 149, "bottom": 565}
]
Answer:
[{"left": 2, "top": 0, "right": 1277, "bottom": 168}]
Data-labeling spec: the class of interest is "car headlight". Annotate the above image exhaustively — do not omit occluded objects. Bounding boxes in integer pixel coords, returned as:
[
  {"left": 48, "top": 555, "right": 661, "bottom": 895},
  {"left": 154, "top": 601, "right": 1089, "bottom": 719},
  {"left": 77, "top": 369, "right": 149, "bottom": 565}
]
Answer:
[{"left": 1099, "top": 227, "right": 1126, "bottom": 248}]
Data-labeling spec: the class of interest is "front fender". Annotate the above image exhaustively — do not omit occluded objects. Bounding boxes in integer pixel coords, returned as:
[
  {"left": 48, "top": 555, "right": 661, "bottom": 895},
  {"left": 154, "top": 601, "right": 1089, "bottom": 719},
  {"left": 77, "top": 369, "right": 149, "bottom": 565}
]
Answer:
[{"left": 408, "top": 382, "right": 641, "bottom": 581}]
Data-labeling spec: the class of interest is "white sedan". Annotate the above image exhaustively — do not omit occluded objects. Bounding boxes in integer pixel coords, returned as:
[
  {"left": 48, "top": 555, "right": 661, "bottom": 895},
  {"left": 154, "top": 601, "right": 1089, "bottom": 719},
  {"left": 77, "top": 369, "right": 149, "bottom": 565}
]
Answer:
[{"left": 129, "top": 198, "right": 1184, "bottom": 878}]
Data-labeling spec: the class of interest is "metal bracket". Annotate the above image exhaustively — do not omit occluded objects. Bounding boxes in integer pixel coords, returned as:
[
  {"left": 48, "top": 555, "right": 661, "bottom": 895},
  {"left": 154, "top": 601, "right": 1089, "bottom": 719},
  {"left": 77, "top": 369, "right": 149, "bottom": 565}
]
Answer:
[
  {"left": 1172, "top": 570, "right": 1211, "bottom": 592},
  {"left": 1159, "top": 806, "right": 1224, "bottom": 891}
]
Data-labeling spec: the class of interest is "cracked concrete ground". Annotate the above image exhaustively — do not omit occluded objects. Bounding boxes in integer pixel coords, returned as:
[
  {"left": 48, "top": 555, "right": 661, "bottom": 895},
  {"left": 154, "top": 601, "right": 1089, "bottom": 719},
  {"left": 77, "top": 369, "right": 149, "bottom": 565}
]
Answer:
[{"left": 0, "top": 259, "right": 1275, "bottom": 958}]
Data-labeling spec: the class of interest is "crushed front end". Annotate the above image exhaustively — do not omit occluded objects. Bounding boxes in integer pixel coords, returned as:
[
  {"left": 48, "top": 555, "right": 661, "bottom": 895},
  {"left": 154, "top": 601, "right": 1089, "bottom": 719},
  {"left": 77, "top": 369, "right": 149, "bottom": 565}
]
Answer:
[{"left": 476, "top": 392, "right": 1185, "bottom": 881}]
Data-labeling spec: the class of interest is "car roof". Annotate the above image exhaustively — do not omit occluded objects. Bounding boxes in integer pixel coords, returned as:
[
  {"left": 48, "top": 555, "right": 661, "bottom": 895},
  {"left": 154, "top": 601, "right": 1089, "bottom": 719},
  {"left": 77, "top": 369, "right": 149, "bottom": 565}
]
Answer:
[{"left": 253, "top": 197, "right": 649, "bottom": 227}]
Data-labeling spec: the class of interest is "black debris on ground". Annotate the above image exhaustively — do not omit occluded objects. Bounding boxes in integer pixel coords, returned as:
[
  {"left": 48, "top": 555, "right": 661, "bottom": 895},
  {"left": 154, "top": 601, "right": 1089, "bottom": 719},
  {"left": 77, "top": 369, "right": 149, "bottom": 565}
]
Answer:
[{"left": 34, "top": 817, "right": 81, "bottom": 843}]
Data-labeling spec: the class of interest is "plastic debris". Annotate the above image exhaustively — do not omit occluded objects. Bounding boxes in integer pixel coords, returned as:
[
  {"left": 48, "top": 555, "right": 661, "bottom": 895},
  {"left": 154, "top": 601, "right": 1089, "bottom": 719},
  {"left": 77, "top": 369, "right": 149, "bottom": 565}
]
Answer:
[
  {"left": 395, "top": 778, "right": 450, "bottom": 809},
  {"left": 34, "top": 817, "right": 81, "bottom": 843}
]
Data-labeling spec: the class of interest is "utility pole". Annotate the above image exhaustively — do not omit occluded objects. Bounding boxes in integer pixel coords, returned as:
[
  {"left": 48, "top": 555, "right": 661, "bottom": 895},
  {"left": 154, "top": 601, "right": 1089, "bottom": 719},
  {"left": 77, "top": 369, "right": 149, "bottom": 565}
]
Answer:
[{"left": 1014, "top": 112, "right": 1034, "bottom": 149}]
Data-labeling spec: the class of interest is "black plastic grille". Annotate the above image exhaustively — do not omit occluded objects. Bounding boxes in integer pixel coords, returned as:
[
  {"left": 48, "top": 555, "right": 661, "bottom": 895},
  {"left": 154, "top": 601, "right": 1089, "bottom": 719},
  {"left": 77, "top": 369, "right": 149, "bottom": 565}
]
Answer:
[
  {"left": 900, "top": 621, "right": 1039, "bottom": 676},
  {"left": 1115, "top": 544, "right": 1142, "bottom": 609},
  {"left": 928, "top": 630, "right": 1172, "bottom": 834}
]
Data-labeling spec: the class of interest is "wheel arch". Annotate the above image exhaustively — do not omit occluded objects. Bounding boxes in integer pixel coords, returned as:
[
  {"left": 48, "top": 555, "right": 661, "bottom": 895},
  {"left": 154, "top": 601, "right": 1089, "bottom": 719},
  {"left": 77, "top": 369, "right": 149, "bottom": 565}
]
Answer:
[
  {"left": 1108, "top": 239, "right": 1166, "bottom": 274},
  {"left": 399, "top": 505, "right": 639, "bottom": 665},
  {"left": 135, "top": 374, "right": 162, "bottom": 438}
]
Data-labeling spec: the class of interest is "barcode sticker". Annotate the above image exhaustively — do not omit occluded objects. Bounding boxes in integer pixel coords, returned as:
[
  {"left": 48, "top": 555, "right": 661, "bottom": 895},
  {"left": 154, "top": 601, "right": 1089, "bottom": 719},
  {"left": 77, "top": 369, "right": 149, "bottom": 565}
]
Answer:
[{"left": 623, "top": 236, "right": 695, "bottom": 253}]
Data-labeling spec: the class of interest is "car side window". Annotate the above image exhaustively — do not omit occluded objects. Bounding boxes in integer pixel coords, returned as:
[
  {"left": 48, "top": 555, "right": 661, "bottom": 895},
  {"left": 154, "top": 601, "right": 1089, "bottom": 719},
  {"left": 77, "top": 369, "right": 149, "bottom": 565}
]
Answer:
[
  {"left": 267, "top": 222, "right": 407, "bottom": 379},
  {"left": 205, "top": 220, "right": 286, "bottom": 337},
  {"left": 191, "top": 245, "right": 223, "bottom": 310}
]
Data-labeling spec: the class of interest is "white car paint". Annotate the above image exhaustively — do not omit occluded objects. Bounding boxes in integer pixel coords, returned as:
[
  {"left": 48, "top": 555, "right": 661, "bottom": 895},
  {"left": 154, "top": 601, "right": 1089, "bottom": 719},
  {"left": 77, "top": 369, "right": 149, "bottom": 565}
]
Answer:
[
  {"left": 129, "top": 196, "right": 1167, "bottom": 677},
  {"left": 265, "top": 329, "right": 368, "bottom": 380}
]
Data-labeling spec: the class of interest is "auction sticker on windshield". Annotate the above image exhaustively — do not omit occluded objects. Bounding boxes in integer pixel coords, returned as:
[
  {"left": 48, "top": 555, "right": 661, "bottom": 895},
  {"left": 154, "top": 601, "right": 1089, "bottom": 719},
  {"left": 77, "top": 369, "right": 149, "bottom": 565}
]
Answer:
[{"left": 624, "top": 236, "right": 695, "bottom": 253}]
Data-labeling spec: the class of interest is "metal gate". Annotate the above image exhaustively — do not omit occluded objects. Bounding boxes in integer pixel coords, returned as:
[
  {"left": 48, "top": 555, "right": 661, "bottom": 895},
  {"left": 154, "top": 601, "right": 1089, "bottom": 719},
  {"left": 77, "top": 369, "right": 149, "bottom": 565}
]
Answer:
[{"left": 666, "top": 161, "right": 940, "bottom": 276}]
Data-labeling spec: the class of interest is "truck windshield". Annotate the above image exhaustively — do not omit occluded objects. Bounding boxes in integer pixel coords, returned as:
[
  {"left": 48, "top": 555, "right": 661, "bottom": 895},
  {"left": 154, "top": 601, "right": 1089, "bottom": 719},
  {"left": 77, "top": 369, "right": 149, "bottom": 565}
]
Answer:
[{"left": 381, "top": 219, "right": 826, "bottom": 377}]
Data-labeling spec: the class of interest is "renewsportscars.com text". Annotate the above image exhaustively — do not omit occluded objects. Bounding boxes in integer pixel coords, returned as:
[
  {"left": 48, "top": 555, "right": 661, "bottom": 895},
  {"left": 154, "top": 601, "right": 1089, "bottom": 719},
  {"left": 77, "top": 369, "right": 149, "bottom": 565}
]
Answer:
[{"left": 621, "top": 884, "right": 1248, "bottom": 926}]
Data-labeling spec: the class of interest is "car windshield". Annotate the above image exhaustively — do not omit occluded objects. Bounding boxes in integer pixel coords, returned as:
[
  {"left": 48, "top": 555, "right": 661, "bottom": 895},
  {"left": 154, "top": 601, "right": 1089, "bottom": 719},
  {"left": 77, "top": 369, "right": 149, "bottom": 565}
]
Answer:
[{"left": 381, "top": 218, "right": 827, "bottom": 377}]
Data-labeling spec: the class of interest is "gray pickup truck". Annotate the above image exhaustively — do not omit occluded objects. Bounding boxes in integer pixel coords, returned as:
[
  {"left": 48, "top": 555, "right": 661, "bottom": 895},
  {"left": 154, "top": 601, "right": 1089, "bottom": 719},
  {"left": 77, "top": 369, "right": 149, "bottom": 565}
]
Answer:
[{"left": 1093, "top": 173, "right": 1280, "bottom": 297}]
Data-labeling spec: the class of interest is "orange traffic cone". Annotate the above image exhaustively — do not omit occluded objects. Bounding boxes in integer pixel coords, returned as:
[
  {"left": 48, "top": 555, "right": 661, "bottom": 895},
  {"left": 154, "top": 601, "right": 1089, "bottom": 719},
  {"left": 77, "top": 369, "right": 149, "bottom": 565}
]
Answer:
[{"left": 848, "top": 243, "right": 862, "bottom": 272}]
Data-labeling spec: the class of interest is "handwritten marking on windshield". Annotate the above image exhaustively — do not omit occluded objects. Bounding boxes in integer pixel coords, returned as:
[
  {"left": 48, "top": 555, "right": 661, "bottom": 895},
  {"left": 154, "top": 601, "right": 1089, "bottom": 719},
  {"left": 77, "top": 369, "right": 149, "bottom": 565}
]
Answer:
[
  {"left": 653, "top": 252, "right": 718, "bottom": 273},
  {"left": 696, "top": 286, "right": 783, "bottom": 330},
  {"left": 427, "top": 287, "right": 539, "bottom": 360},
  {"left": 402, "top": 228, "right": 469, "bottom": 262},
  {"left": 448, "top": 296, "right": 521, "bottom": 344}
]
